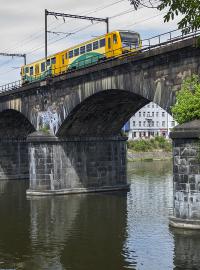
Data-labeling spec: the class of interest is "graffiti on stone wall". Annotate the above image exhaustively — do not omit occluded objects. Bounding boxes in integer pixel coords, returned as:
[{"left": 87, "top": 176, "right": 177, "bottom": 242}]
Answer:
[{"left": 34, "top": 103, "right": 61, "bottom": 134}]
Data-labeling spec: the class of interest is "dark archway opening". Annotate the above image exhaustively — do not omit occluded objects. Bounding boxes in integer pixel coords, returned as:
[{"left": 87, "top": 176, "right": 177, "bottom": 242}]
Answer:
[
  {"left": 0, "top": 109, "right": 35, "bottom": 139},
  {"left": 0, "top": 110, "right": 35, "bottom": 180},
  {"left": 57, "top": 90, "right": 149, "bottom": 137}
]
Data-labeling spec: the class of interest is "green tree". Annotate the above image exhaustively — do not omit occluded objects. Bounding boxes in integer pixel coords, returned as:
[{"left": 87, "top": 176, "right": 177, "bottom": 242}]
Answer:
[
  {"left": 130, "top": 0, "right": 200, "bottom": 34},
  {"left": 171, "top": 75, "right": 200, "bottom": 124}
]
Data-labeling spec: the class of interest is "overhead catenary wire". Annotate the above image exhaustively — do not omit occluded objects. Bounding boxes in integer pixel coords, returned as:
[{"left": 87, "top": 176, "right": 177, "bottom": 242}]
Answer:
[{"left": 0, "top": 0, "right": 127, "bottom": 55}]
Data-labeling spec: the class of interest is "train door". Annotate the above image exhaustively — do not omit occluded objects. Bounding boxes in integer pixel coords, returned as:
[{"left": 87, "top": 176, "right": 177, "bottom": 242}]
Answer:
[
  {"left": 35, "top": 64, "right": 40, "bottom": 78},
  {"left": 112, "top": 33, "right": 120, "bottom": 56},
  {"left": 60, "top": 53, "right": 66, "bottom": 74},
  {"left": 106, "top": 33, "right": 113, "bottom": 58}
]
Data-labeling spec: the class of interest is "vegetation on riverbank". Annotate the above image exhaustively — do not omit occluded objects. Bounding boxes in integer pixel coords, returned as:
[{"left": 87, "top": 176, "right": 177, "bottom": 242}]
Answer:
[{"left": 127, "top": 136, "right": 172, "bottom": 152}]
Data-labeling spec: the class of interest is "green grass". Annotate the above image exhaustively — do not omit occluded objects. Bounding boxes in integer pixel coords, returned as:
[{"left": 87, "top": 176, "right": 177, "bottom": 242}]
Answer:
[{"left": 127, "top": 136, "right": 172, "bottom": 152}]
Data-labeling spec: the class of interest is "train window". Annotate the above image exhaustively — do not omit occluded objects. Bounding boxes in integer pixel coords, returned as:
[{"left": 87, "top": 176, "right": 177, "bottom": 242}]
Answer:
[
  {"left": 80, "top": 46, "right": 85, "bottom": 54},
  {"left": 47, "top": 59, "right": 50, "bottom": 66},
  {"left": 69, "top": 51, "right": 73, "bottom": 59},
  {"left": 100, "top": 39, "right": 105, "bottom": 47},
  {"left": 113, "top": 34, "right": 117, "bottom": 44},
  {"left": 86, "top": 43, "right": 92, "bottom": 52},
  {"left": 41, "top": 62, "right": 45, "bottom": 72},
  {"left": 30, "top": 66, "right": 34, "bottom": 75},
  {"left": 51, "top": 57, "right": 56, "bottom": 64},
  {"left": 74, "top": 48, "right": 79, "bottom": 56},
  {"left": 25, "top": 67, "right": 29, "bottom": 73},
  {"left": 62, "top": 55, "right": 65, "bottom": 65},
  {"left": 93, "top": 41, "right": 99, "bottom": 50},
  {"left": 108, "top": 37, "right": 111, "bottom": 49}
]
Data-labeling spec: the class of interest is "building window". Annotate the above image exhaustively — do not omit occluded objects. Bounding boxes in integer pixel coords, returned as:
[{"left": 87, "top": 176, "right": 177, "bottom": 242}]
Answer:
[
  {"left": 143, "top": 112, "right": 145, "bottom": 117},
  {"left": 162, "top": 121, "right": 165, "bottom": 127},
  {"left": 139, "top": 121, "right": 141, "bottom": 127},
  {"left": 152, "top": 112, "right": 154, "bottom": 117},
  {"left": 152, "top": 104, "right": 154, "bottom": 108},
  {"left": 156, "top": 121, "right": 159, "bottom": 127},
  {"left": 139, "top": 132, "right": 142, "bottom": 137},
  {"left": 171, "top": 121, "right": 175, "bottom": 127},
  {"left": 151, "top": 121, "right": 154, "bottom": 127},
  {"left": 156, "top": 112, "right": 159, "bottom": 117},
  {"left": 156, "top": 104, "right": 159, "bottom": 108},
  {"left": 143, "top": 132, "right": 146, "bottom": 137},
  {"left": 147, "top": 104, "right": 150, "bottom": 108},
  {"left": 133, "top": 132, "right": 136, "bottom": 138},
  {"left": 139, "top": 112, "right": 141, "bottom": 117},
  {"left": 162, "top": 112, "right": 165, "bottom": 117},
  {"left": 143, "top": 121, "right": 146, "bottom": 127},
  {"left": 132, "top": 121, "right": 135, "bottom": 127},
  {"left": 147, "top": 112, "right": 150, "bottom": 117}
]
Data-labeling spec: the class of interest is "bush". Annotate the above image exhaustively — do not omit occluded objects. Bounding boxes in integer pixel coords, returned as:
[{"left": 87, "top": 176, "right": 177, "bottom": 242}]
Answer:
[
  {"left": 127, "top": 136, "right": 172, "bottom": 152},
  {"left": 171, "top": 75, "right": 200, "bottom": 124}
]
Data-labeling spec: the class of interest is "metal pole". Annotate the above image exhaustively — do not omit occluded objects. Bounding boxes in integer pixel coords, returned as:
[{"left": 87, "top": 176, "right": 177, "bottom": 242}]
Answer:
[
  {"left": 106, "top": 17, "right": 109, "bottom": 33},
  {"left": 45, "top": 9, "right": 48, "bottom": 68},
  {"left": 24, "top": 54, "right": 26, "bottom": 65}
]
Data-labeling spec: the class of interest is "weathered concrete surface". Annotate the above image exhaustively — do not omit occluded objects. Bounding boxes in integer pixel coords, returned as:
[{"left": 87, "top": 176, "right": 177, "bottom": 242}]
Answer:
[
  {"left": 0, "top": 37, "right": 199, "bottom": 137},
  {"left": 170, "top": 120, "right": 200, "bottom": 228},
  {"left": 26, "top": 132, "right": 128, "bottom": 195}
]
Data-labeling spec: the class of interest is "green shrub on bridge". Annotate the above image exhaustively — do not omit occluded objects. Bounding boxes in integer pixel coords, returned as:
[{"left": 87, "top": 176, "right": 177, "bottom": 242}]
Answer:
[{"left": 171, "top": 75, "right": 200, "bottom": 124}]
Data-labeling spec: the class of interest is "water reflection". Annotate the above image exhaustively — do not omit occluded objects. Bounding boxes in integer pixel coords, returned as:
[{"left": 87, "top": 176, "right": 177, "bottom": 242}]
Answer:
[
  {"left": 124, "top": 160, "right": 174, "bottom": 270},
  {"left": 28, "top": 192, "right": 129, "bottom": 270},
  {"left": 1, "top": 160, "right": 200, "bottom": 270},
  {"left": 171, "top": 228, "right": 200, "bottom": 270}
]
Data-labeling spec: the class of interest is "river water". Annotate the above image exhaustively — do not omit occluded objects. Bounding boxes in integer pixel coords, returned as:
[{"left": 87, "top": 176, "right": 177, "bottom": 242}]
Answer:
[{"left": 0, "top": 160, "right": 200, "bottom": 270}]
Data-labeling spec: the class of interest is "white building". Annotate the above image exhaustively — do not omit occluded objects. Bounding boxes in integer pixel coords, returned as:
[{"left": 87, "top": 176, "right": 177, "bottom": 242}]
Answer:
[{"left": 126, "top": 102, "right": 178, "bottom": 140}]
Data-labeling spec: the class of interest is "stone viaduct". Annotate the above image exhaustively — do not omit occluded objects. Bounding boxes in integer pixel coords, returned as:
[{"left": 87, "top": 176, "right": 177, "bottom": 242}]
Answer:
[{"left": 0, "top": 36, "right": 200, "bottom": 205}]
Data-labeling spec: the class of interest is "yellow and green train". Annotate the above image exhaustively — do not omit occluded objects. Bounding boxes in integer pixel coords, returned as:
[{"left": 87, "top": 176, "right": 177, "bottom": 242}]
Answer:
[{"left": 21, "top": 30, "right": 142, "bottom": 83}]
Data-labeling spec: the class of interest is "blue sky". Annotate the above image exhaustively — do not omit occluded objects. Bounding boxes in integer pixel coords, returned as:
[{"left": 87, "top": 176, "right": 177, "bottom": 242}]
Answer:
[{"left": 0, "top": 0, "right": 180, "bottom": 85}]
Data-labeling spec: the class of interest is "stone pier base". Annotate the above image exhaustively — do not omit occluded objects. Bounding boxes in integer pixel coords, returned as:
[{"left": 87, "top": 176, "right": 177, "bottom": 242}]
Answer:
[
  {"left": 170, "top": 120, "right": 200, "bottom": 229},
  {"left": 26, "top": 132, "right": 128, "bottom": 196},
  {"left": 0, "top": 140, "right": 28, "bottom": 180}
]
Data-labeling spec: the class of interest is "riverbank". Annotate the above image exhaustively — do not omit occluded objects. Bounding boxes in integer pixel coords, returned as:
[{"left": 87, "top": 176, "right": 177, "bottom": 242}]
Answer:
[
  {"left": 127, "top": 136, "right": 172, "bottom": 161},
  {"left": 127, "top": 149, "right": 172, "bottom": 161}
]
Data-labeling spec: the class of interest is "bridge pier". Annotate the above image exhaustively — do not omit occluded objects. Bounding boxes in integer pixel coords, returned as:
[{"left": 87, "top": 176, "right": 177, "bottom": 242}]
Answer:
[
  {"left": 170, "top": 120, "right": 200, "bottom": 229},
  {"left": 26, "top": 132, "right": 128, "bottom": 195},
  {"left": 0, "top": 140, "right": 28, "bottom": 180}
]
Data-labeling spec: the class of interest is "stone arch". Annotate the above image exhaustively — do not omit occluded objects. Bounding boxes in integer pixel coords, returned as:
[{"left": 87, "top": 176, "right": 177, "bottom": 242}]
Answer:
[
  {"left": 0, "top": 109, "right": 35, "bottom": 139},
  {"left": 57, "top": 89, "right": 150, "bottom": 137}
]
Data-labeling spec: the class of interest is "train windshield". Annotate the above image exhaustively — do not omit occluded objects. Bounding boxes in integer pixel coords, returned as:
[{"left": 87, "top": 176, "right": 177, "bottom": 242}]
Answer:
[{"left": 119, "top": 31, "right": 140, "bottom": 48}]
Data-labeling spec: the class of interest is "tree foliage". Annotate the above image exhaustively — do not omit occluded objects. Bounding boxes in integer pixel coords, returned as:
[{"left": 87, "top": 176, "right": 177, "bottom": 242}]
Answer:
[
  {"left": 130, "top": 0, "right": 200, "bottom": 34},
  {"left": 171, "top": 75, "right": 200, "bottom": 124}
]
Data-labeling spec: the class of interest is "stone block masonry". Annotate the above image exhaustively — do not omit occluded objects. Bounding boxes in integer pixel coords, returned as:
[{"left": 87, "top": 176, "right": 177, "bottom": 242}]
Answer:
[
  {"left": 26, "top": 132, "right": 128, "bottom": 195},
  {"left": 0, "top": 140, "right": 28, "bottom": 180},
  {"left": 170, "top": 120, "right": 200, "bottom": 229}
]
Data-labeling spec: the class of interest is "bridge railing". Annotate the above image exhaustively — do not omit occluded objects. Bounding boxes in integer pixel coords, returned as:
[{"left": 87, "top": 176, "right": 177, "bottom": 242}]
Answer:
[
  {"left": 0, "top": 80, "right": 22, "bottom": 93},
  {"left": 1, "top": 28, "right": 200, "bottom": 93},
  {"left": 142, "top": 28, "right": 200, "bottom": 49}
]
